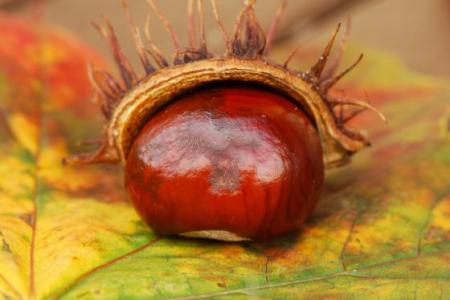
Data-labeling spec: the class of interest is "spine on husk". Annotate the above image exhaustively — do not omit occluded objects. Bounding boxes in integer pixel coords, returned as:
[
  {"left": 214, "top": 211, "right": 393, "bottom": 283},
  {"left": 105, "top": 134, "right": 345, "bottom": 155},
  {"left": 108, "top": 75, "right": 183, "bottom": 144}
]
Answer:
[{"left": 64, "top": 0, "right": 385, "bottom": 168}]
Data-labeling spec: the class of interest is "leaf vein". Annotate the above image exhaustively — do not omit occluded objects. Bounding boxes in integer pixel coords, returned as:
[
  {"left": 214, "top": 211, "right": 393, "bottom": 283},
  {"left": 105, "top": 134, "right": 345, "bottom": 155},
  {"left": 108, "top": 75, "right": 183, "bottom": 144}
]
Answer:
[
  {"left": 51, "top": 237, "right": 161, "bottom": 300},
  {"left": 171, "top": 249, "right": 450, "bottom": 300},
  {"left": 416, "top": 190, "right": 450, "bottom": 255}
]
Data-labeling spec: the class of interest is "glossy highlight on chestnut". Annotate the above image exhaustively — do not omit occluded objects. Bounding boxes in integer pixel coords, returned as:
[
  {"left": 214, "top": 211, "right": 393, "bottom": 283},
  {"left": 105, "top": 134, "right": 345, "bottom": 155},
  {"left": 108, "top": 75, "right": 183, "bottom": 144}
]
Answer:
[{"left": 66, "top": 0, "right": 386, "bottom": 241}]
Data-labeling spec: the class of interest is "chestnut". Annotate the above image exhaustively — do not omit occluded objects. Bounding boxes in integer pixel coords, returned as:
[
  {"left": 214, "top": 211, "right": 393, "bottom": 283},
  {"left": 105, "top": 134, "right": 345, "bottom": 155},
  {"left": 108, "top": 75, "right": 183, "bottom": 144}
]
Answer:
[{"left": 125, "top": 85, "right": 324, "bottom": 241}]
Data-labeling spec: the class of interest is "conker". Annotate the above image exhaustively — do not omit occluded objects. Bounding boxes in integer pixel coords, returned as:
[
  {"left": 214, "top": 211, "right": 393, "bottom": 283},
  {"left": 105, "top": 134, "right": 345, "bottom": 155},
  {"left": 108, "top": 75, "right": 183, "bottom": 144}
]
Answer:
[{"left": 125, "top": 86, "right": 324, "bottom": 240}]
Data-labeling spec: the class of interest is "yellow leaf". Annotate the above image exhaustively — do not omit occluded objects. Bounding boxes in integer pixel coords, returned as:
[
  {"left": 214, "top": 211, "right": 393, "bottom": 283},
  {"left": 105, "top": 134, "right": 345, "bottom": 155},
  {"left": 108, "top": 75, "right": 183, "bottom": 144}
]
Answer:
[{"left": 8, "top": 113, "right": 38, "bottom": 155}]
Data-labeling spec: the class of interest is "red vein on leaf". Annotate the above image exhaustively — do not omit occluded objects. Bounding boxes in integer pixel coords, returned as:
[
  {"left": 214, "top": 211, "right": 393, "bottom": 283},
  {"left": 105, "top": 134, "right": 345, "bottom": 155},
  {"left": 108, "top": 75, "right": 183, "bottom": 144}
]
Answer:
[
  {"left": 27, "top": 78, "right": 42, "bottom": 300},
  {"left": 27, "top": 108, "right": 43, "bottom": 299},
  {"left": 28, "top": 149, "right": 40, "bottom": 299},
  {"left": 28, "top": 20, "right": 47, "bottom": 299},
  {"left": 52, "top": 238, "right": 161, "bottom": 299}
]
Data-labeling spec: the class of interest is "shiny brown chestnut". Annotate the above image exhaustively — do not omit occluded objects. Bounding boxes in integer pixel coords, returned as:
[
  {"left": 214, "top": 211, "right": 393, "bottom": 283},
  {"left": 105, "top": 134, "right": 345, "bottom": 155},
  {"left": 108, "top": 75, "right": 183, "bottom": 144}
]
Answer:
[{"left": 66, "top": 0, "right": 385, "bottom": 241}]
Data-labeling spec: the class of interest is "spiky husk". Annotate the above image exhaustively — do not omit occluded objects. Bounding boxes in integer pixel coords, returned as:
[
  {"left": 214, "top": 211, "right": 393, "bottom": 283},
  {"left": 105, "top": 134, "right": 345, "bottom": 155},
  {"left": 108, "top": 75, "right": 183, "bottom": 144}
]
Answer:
[{"left": 64, "top": 0, "right": 385, "bottom": 168}]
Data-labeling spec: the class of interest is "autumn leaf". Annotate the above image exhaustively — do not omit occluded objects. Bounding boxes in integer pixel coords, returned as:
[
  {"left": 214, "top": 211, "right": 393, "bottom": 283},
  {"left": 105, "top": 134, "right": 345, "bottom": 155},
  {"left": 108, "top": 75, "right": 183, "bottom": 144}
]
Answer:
[{"left": 0, "top": 12, "right": 449, "bottom": 300}]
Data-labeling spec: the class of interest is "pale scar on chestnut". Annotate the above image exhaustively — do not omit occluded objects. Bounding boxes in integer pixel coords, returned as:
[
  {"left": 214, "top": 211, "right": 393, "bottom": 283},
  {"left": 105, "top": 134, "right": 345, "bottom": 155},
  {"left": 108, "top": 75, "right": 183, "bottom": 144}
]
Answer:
[{"left": 65, "top": 0, "right": 386, "bottom": 241}]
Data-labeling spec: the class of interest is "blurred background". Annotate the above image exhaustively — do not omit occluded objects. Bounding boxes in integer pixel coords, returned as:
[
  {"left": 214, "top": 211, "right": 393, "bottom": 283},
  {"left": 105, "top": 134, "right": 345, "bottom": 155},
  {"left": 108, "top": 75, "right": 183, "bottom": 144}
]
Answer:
[{"left": 2, "top": 0, "right": 450, "bottom": 77}]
